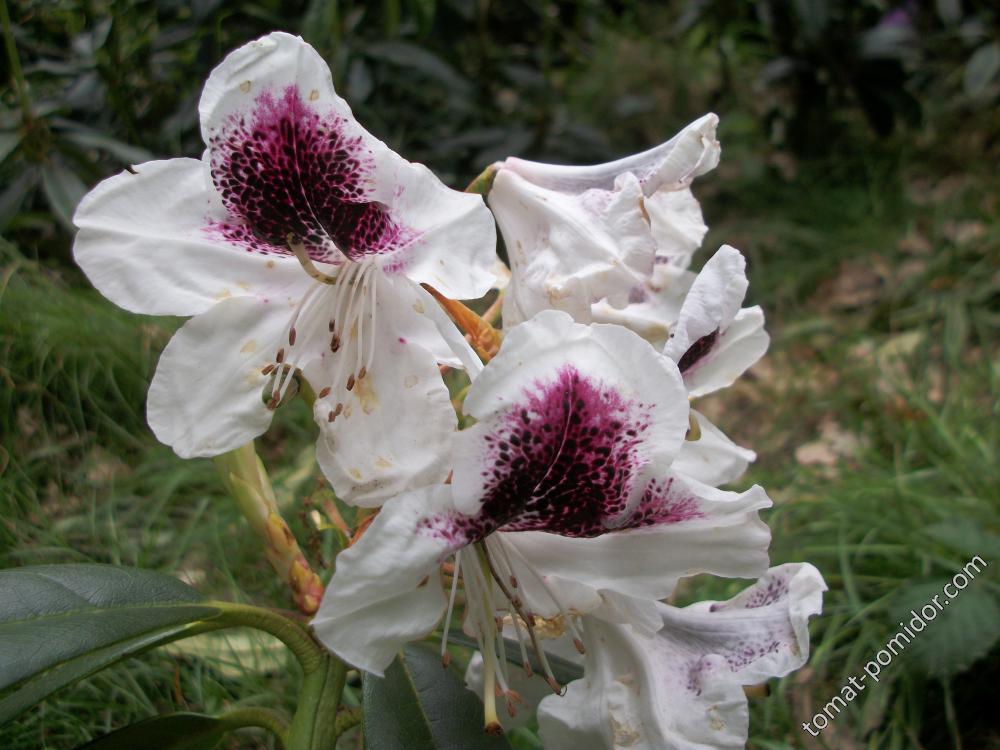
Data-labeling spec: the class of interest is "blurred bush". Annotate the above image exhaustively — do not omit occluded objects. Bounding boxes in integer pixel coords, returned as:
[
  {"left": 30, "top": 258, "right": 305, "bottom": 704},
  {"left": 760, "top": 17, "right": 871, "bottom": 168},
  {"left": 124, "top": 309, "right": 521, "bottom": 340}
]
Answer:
[{"left": 2, "top": 0, "right": 998, "bottom": 265}]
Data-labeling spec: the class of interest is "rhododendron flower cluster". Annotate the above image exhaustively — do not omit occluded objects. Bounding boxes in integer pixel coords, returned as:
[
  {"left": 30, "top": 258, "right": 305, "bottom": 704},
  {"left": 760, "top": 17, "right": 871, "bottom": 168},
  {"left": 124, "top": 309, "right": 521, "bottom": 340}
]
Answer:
[{"left": 74, "top": 32, "right": 824, "bottom": 750}]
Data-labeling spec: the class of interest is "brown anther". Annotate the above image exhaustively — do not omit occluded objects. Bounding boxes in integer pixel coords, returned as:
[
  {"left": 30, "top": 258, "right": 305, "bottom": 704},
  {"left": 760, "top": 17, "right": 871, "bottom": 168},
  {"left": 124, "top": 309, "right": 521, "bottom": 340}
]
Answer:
[
  {"left": 506, "top": 701, "right": 517, "bottom": 718},
  {"left": 346, "top": 374, "right": 355, "bottom": 391},
  {"left": 546, "top": 676, "right": 563, "bottom": 694},
  {"left": 330, "top": 335, "right": 340, "bottom": 352},
  {"left": 328, "top": 319, "right": 336, "bottom": 332},
  {"left": 494, "top": 684, "right": 503, "bottom": 697},
  {"left": 266, "top": 396, "right": 280, "bottom": 411},
  {"left": 318, "top": 386, "right": 331, "bottom": 399},
  {"left": 261, "top": 363, "right": 276, "bottom": 375},
  {"left": 522, "top": 660, "right": 533, "bottom": 677},
  {"left": 333, "top": 403, "right": 344, "bottom": 417},
  {"left": 510, "top": 575, "right": 519, "bottom": 588},
  {"left": 512, "top": 596, "right": 523, "bottom": 609},
  {"left": 327, "top": 410, "right": 336, "bottom": 422},
  {"left": 573, "top": 637, "right": 586, "bottom": 655},
  {"left": 288, "top": 327, "right": 297, "bottom": 346},
  {"left": 441, "top": 652, "right": 451, "bottom": 668},
  {"left": 276, "top": 348, "right": 285, "bottom": 363},
  {"left": 485, "top": 722, "right": 504, "bottom": 736},
  {"left": 358, "top": 366, "right": 366, "bottom": 380}
]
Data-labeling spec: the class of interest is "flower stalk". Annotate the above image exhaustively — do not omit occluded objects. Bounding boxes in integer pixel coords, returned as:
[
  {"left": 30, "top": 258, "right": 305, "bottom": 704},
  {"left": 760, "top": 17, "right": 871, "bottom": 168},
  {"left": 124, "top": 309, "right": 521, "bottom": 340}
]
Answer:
[{"left": 215, "top": 442, "right": 325, "bottom": 615}]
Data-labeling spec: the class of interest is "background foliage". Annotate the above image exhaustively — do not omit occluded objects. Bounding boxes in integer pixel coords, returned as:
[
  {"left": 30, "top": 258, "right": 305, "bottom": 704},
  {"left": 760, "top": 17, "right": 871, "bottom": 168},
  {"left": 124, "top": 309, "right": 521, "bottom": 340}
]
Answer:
[{"left": 1, "top": 0, "right": 998, "bottom": 748}]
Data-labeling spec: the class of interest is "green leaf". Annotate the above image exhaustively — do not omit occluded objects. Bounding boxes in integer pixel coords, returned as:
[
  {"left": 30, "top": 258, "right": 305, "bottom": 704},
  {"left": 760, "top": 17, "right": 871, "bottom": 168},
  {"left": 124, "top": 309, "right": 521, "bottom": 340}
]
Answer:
[
  {"left": 0, "top": 131, "right": 20, "bottom": 164},
  {"left": 40, "top": 159, "right": 88, "bottom": 231},
  {"left": 964, "top": 42, "right": 1000, "bottom": 99},
  {"left": 0, "top": 565, "right": 224, "bottom": 724},
  {"left": 363, "top": 643, "right": 513, "bottom": 750},
  {"left": 889, "top": 579, "right": 1000, "bottom": 678},
  {"left": 925, "top": 519, "right": 1000, "bottom": 560},
  {"left": 56, "top": 124, "right": 155, "bottom": 165},
  {"left": 76, "top": 712, "right": 228, "bottom": 749}
]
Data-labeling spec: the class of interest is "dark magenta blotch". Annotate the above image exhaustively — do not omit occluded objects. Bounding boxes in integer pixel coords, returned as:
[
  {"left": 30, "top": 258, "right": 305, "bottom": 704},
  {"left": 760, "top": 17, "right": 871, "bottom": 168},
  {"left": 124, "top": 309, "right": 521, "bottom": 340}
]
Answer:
[
  {"left": 205, "top": 85, "right": 412, "bottom": 261},
  {"left": 421, "top": 365, "right": 702, "bottom": 544}
]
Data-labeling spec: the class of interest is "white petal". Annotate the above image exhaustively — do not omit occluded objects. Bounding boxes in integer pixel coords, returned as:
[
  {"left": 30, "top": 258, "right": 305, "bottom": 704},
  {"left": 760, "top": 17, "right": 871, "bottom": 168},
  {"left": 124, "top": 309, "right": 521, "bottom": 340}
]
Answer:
[
  {"left": 452, "top": 310, "right": 688, "bottom": 526},
  {"left": 312, "top": 485, "right": 460, "bottom": 675},
  {"left": 501, "top": 114, "right": 720, "bottom": 195},
  {"left": 387, "top": 162, "right": 498, "bottom": 300},
  {"left": 502, "top": 475, "right": 772, "bottom": 605},
  {"left": 312, "top": 277, "right": 457, "bottom": 507},
  {"left": 491, "top": 170, "right": 654, "bottom": 327},
  {"left": 663, "top": 245, "right": 748, "bottom": 366},
  {"left": 590, "top": 264, "right": 695, "bottom": 350},
  {"left": 147, "top": 295, "right": 290, "bottom": 457},
  {"left": 537, "top": 565, "right": 826, "bottom": 750},
  {"left": 200, "top": 32, "right": 355, "bottom": 146},
  {"left": 685, "top": 305, "right": 769, "bottom": 398},
  {"left": 643, "top": 187, "right": 707, "bottom": 269},
  {"left": 73, "top": 158, "right": 306, "bottom": 316},
  {"left": 672, "top": 410, "right": 755, "bottom": 486}
]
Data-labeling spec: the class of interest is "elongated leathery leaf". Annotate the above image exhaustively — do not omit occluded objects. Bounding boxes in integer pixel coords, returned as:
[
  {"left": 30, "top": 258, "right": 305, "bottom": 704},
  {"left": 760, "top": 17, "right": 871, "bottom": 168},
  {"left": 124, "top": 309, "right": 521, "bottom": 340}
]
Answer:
[
  {"left": 77, "top": 712, "right": 232, "bottom": 749},
  {"left": 363, "top": 643, "right": 513, "bottom": 750},
  {"left": 0, "top": 564, "right": 224, "bottom": 724}
]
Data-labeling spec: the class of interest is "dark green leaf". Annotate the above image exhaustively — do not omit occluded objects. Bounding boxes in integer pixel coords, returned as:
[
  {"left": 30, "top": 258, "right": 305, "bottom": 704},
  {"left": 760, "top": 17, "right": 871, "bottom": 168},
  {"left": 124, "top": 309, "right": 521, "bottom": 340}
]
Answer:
[
  {"left": 77, "top": 712, "right": 228, "bottom": 749},
  {"left": 0, "top": 131, "right": 20, "bottom": 164},
  {"left": 365, "top": 42, "right": 473, "bottom": 101},
  {"left": 926, "top": 520, "right": 1000, "bottom": 560},
  {"left": 889, "top": 579, "right": 1000, "bottom": 678},
  {"left": 40, "top": 159, "right": 88, "bottom": 231},
  {"left": 54, "top": 120, "right": 155, "bottom": 165},
  {"left": 964, "top": 42, "right": 1000, "bottom": 99},
  {"left": 0, "top": 168, "right": 39, "bottom": 230},
  {"left": 0, "top": 565, "right": 224, "bottom": 724},
  {"left": 363, "top": 643, "right": 513, "bottom": 750}
]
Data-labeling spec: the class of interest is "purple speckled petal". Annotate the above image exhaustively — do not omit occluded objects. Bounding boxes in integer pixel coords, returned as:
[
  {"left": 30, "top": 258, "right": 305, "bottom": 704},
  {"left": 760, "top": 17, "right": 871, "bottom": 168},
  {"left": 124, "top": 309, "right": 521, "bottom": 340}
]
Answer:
[
  {"left": 451, "top": 310, "right": 688, "bottom": 534},
  {"left": 199, "top": 33, "right": 498, "bottom": 299},
  {"left": 201, "top": 34, "right": 412, "bottom": 262},
  {"left": 537, "top": 564, "right": 826, "bottom": 750}
]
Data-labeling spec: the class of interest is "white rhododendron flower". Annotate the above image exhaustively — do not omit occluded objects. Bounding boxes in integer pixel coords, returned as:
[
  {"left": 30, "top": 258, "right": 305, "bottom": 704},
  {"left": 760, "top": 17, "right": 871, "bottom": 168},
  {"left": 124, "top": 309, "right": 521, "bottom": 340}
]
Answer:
[
  {"left": 312, "top": 311, "right": 773, "bottom": 724},
  {"left": 490, "top": 114, "right": 719, "bottom": 327},
  {"left": 72, "top": 32, "right": 496, "bottom": 505},
  {"left": 538, "top": 564, "right": 826, "bottom": 750},
  {"left": 465, "top": 564, "right": 826, "bottom": 745}
]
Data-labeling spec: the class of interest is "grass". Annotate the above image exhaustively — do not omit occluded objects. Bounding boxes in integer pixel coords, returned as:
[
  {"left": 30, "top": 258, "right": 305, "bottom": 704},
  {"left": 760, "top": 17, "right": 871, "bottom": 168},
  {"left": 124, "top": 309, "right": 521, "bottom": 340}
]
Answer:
[{"left": 1, "top": 133, "right": 998, "bottom": 749}]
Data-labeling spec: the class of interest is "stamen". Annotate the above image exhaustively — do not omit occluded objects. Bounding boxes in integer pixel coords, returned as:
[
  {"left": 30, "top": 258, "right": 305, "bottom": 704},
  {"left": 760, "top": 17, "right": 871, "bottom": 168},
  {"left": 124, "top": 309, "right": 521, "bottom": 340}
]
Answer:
[
  {"left": 261, "top": 363, "right": 275, "bottom": 375},
  {"left": 325, "top": 261, "right": 371, "bottom": 400},
  {"left": 502, "top": 536, "right": 586, "bottom": 652},
  {"left": 318, "top": 386, "right": 331, "bottom": 399},
  {"left": 440, "top": 550, "right": 463, "bottom": 667},
  {"left": 276, "top": 348, "right": 285, "bottom": 363},
  {"left": 363, "top": 268, "right": 379, "bottom": 376},
  {"left": 288, "top": 328, "right": 297, "bottom": 346},
  {"left": 478, "top": 541, "right": 562, "bottom": 693}
]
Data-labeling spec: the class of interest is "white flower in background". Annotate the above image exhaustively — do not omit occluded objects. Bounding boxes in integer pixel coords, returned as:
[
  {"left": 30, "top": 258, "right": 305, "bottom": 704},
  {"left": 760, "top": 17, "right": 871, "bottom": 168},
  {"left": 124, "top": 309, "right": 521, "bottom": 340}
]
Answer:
[
  {"left": 312, "top": 311, "right": 772, "bottom": 728},
  {"left": 73, "top": 32, "right": 496, "bottom": 506},
  {"left": 489, "top": 114, "right": 719, "bottom": 327},
  {"left": 538, "top": 564, "right": 826, "bottom": 750}
]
